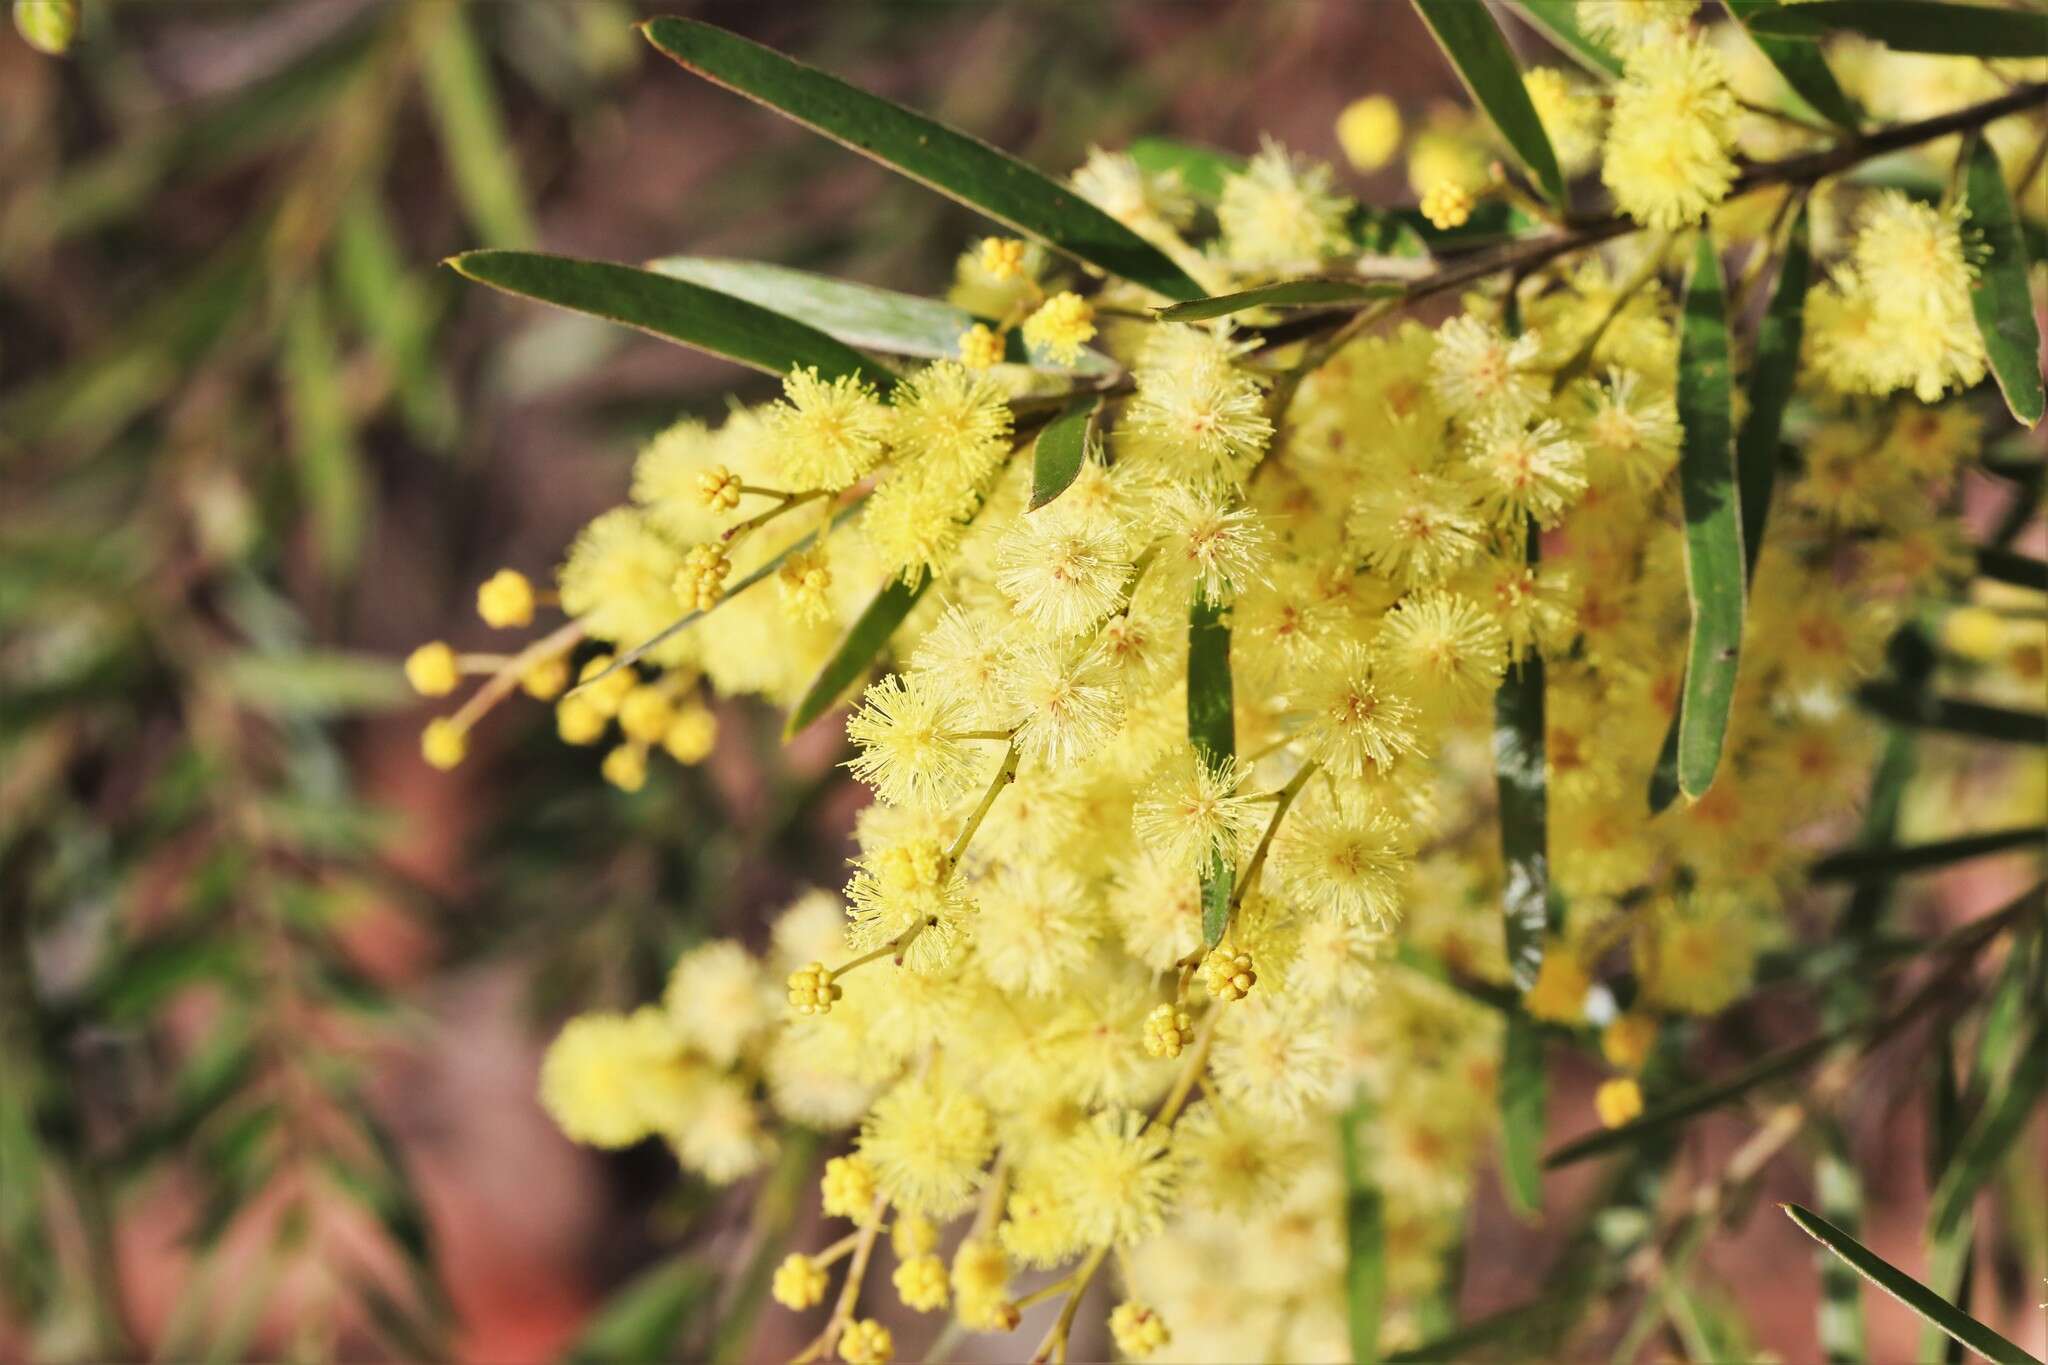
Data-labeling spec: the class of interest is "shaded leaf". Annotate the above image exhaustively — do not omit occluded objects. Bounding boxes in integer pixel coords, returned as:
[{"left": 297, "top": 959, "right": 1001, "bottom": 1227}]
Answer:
[
  {"left": 1157, "top": 277, "right": 1403, "bottom": 323},
  {"left": 641, "top": 18, "right": 1202, "bottom": 300},
  {"left": 1856, "top": 686, "right": 2047, "bottom": 746},
  {"left": 416, "top": 1, "right": 535, "bottom": 247},
  {"left": 1810, "top": 826, "right": 2043, "bottom": 882},
  {"left": 1673, "top": 231, "right": 1743, "bottom": 800},
  {"left": 1340, "top": 1100, "right": 1385, "bottom": 1364},
  {"left": 1029, "top": 394, "right": 1101, "bottom": 511},
  {"left": 447, "top": 250, "right": 899, "bottom": 389},
  {"left": 1737, "top": 203, "right": 1812, "bottom": 583},
  {"left": 1724, "top": 1, "right": 1862, "bottom": 131},
  {"left": 1412, "top": 0, "right": 1567, "bottom": 205},
  {"left": 1506, "top": 0, "right": 1624, "bottom": 78},
  {"left": 783, "top": 575, "right": 931, "bottom": 739},
  {"left": 1976, "top": 547, "right": 2048, "bottom": 591},
  {"left": 564, "top": 1257, "right": 715, "bottom": 1364},
  {"left": 1493, "top": 574, "right": 1551, "bottom": 989},
  {"left": 1746, "top": 1, "right": 2048, "bottom": 57},
  {"left": 1961, "top": 133, "right": 2046, "bottom": 427},
  {"left": 649, "top": 255, "right": 1116, "bottom": 375},
  {"left": 1188, "top": 589, "right": 1235, "bottom": 947},
  {"left": 1501, "top": 1012, "right": 1546, "bottom": 1217},
  {"left": 1782, "top": 1204, "right": 2039, "bottom": 1365},
  {"left": 1929, "top": 1018, "right": 2048, "bottom": 1239}
]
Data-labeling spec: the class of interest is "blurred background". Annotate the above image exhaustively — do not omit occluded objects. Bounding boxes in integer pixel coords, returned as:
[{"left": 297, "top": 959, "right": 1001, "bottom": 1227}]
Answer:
[{"left": 0, "top": 3, "right": 2040, "bottom": 1363}]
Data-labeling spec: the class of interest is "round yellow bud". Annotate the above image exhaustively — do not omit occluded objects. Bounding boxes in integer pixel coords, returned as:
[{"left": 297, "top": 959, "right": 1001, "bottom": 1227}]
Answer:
[
  {"left": 957, "top": 323, "right": 1005, "bottom": 371},
  {"left": 617, "top": 686, "right": 676, "bottom": 746},
  {"left": 978, "top": 237, "right": 1027, "bottom": 282},
  {"left": 556, "top": 694, "right": 608, "bottom": 746},
  {"left": 576, "top": 656, "right": 635, "bottom": 717},
  {"left": 821, "top": 1155, "right": 877, "bottom": 1221},
  {"left": 1420, "top": 178, "right": 1474, "bottom": 231},
  {"left": 891, "top": 1253, "right": 949, "bottom": 1313},
  {"left": 1940, "top": 605, "right": 2006, "bottom": 663},
  {"left": 891, "top": 1211, "right": 938, "bottom": 1260},
  {"left": 838, "top": 1318, "right": 892, "bottom": 1365},
  {"left": 476, "top": 569, "right": 535, "bottom": 629},
  {"left": 1142, "top": 1003, "right": 1194, "bottom": 1058},
  {"left": 786, "top": 962, "right": 842, "bottom": 1017},
  {"left": 770, "top": 1252, "right": 828, "bottom": 1311},
  {"left": 1109, "top": 1301, "right": 1172, "bottom": 1358},
  {"left": 1336, "top": 95, "right": 1402, "bottom": 172},
  {"left": 1203, "top": 948, "right": 1257, "bottom": 1002},
  {"left": 1020, "top": 292, "right": 1096, "bottom": 366},
  {"left": 601, "top": 744, "right": 648, "bottom": 793},
  {"left": 1601, "top": 1011, "right": 1658, "bottom": 1073},
  {"left": 404, "top": 642, "right": 461, "bottom": 698},
  {"left": 664, "top": 704, "right": 718, "bottom": 765},
  {"left": 1595, "top": 1076, "right": 1645, "bottom": 1129},
  {"left": 521, "top": 654, "right": 571, "bottom": 701},
  {"left": 420, "top": 718, "right": 468, "bottom": 771}
]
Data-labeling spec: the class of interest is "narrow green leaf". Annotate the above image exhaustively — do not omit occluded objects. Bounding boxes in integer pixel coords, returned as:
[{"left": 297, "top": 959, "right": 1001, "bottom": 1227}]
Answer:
[
  {"left": 1549, "top": 1027, "right": 1843, "bottom": 1167},
  {"left": 1745, "top": 1, "right": 2048, "bottom": 57},
  {"left": 1724, "top": 1, "right": 1862, "bottom": 131},
  {"left": 1673, "top": 232, "right": 1743, "bottom": 800},
  {"left": 1811, "top": 826, "right": 2044, "bottom": 882},
  {"left": 1856, "top": 686, "right": 2048, "bottom": 746},
  {"left": 217, "top": 650, "right": 409, "bottom": 717},
  {"left": 1500, "top": 1013, "right": 1546, "bottom": 1217},
  {"left": 416, "top": 2, "right": 536, "bottom": 248},
  {"left": 1506, "top": 0, "right": 1624, "bottom": 78},
  {"left": 1412, "top": 0, "right": 1567, "bottom": 205},
  {"left": 1340, "top": 1100, "right": 1385, "bottom": 1364},
  {"left": 1029, "top": 395, "right": 1100, "bottom": 511},
  {"left": 1962, "top": 133, "right": 2046, "bottom": 427},
  {"left": 564, "top": 1257, "right": 716, "bottom": 1365},
  {"left": 783, "top": 575, "right": 931, "bottom": 739},
  {"left": 1126, "top": 136, "right": 1243, "bottom": 204},
  {"left": 1737, "top": 208, "right": 1811, "bottom": 582},
  {"left": 1976, "top": 547, "right": 2048, "bottom": 591},
  {"left": 1930, "top": 1020, "right": 2048, "bottom": 1239},
  {"left": 649, "top": 255, "right": 1116, "bottom": 376},
  {"left": 1188, "top": 589, "right": 1235, "bottom": 948},
  {"left": 447, "top": 250, "right": 899, "bottom": 389},
  {"left": 641, "top": 18, "right": 1202, "bottom": 301},
  {"left": 334, "top": 193, "right": 458, "bottom": 453},
  {"left": 1782, "top": 1204, "right": 2040, "bottom": 1365},
  {"left": 1157, "top": 277, "right": 1404, "bottom": 323},
  {"left": 1813, "top": 1119, "right": 1868, "bottom": 1363},
  {"left": 1493, "top": 567, "right": 1550, "bottom": 989},
  {"left": 282, "top": 290, "right": 366, "bottom": 577}
]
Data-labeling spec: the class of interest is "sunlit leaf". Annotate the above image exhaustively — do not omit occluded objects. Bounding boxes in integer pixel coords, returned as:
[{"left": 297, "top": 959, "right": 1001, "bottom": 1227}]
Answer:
[
  {"left": 1501, "top": 1013, "right": 1546, "bottom": 1217},
  {"left": 417, "top": 1, "right": 536, "bottom": 247},
  {"left": 1724, "top": 1, "right": 1861, "bottom": 131},
  {"left": 1157, "top": 277, "right": 1403, "bottom": 323},
  {"left": 1782, "top": 1204, "right": 2039, "bottom": 1365},
  {"left": 641, "top": 18, "right": 1203, "bottom": 300},
  {"left": 1961, "top": 132, "right": 2046, "bottom": 426},
  {"left": 1340, "top": 1099, "right": 1385, "bottom": 1364},
  {"left": 1189, "top": 589, "right": 1235, "bottom": 947},
  {"left": 1506, "top": 0, "right": 1624, "bottom": 78},
  {"left": 1412, "top": 0, "right": 1567, "bottom": 205},
  {"left": 1029, "top": 394, "right": 1101, "bottom": 511},
  {"left": 783, "top": 575, "right": 930, "bottom": 739}
]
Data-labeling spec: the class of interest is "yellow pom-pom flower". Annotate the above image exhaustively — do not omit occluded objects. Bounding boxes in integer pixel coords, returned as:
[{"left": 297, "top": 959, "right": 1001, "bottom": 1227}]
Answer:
[
  {"left": 476, "top": 569, "right": 535, "bottom": 629},
  {"left": 1336, "top": 94, "right": 1403, "bottom": 172},
  {"left": 1109, "top": 1301, "right": 1172, "bottom": 1358},
  {"left": 420, "top": 718, "right": 468, "bottom": 771},
  {"left": 602, "top": 744, "right": 648, "bottom": 793},
  {"left": 771, "top": 1252, "right": 828, "bottom": 1311},
  {"left": 405, "top": 642, "right": 461, "bottom": 697},
  {"left": 1420, "top": 178, "right": 1474, "bottom": 231},
  {"left": 957, "top": 323, "right": 1005, "bottom": 371},
  {"left": 1595, "top": 1076, "right": 1645, "bottom": 1129},
  {"left": 837, "top": 1318, "right": 892, "bottom": 1365},
  {"left": 1020, "top": 292, "right": 1097, "bottom": 366},
  {"left": 891, "top": 1253, "right": 949, "bottom": 1312}
]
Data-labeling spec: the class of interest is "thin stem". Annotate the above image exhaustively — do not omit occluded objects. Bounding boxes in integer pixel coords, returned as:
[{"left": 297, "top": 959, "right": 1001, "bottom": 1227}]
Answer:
[
  {"left": 949, "top": 729, "right": 1017, "bottom": 742},
  {"left": 793, "top": 1194, "right": 888, "bottom": 1365},
  {"left": 1736, "top": 95, "right": 1837, "bottom": 139},
  {"left": 722, "top": 488, "right": 829, "bottom": 544},
  {"left": 448, "top": 618, "right": 585, "bottom": 732},
  {"left": 1227, "top": 760, "right": 1319, "bottom": 914},
  {"left": 1550, "top": 231, "right": 1671, "bottom": 392},
  {"left": 946, "top": 741, "right": 1021, "bottom": 865},
  {"left": 1146, "top": 1004, "right": 1224, "bottom": 1134},
  {"left": 1030, "top": 1244, "right": 1110, "bottom": 1365}
]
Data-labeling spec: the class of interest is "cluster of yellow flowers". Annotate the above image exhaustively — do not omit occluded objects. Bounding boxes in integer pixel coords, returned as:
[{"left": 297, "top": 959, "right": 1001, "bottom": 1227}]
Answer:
[{"left": 410, "top": 9, "right": 2045, "bottom": 1360}]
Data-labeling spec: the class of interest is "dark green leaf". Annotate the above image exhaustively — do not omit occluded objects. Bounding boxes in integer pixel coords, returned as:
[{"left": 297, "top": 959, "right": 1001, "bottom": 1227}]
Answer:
[
  {"left": 1029, "top": 394, "right": 1101, "bottom": 511},
  {"left": 1500, "top": 1013, "right": 1546, "bottom": 1217},
  {"left": 447, "top": 250, "right": 899, "bottom": 389},
  {"left": 641, "top": 19, "right": 1202, "bottom": 301},
  {"left": 1674, "top": 232, "right": 1743, "bottom": 800},
  {"left": 1188, "top": 589, "right": 1235, "bottom": 947},
  {"left": 1930, "top": 1020, "right": 2048, "bottom": 1238},
  {"left": 1976, "top": 547, "right": 2048, "bottom": 591},
  {"left": 1157, "top": 277, "right": 1403, "bottom": 323},
  {"left": 1412, "top": 0, "right": 1567, "bottom": 205},
  {"left": 1737, "top": 203, "right": 1812, "bottom": 583},
  {"left": 1962, "top": 133, "right": 2046, "bottom": 427},
  {"left": 1127, "top": 136, "right": 1243, "bottom": 203},
  {"left": 563, "top": 1257, "right": 715, "bottom": 1364},
  {"left": 1745, "top": 1, "right": 2048, "bottom": 57},
  {"left": 1506, "top": 0, "right": 1624, "bottom": 78},
  {"left": 1724, "top": 1, "right": 1862, "bottom": 131},
  {"left": 1549, "top": 1027, "right": 1844, "bottom": 1166},
  {"left": 1493, "top": 590, "right": 1550, "bottom": 989},
  {"left": 648, "top": 255, "right": 1116, "bottom": 376},
  {"left": 783, "top": 575, "right": 931, "bottom": 739},
  {"left": 1782, "top": 1204, "right": 2040, "bottom": 1365},
  {"left": 1340, "top": 1100, "right": 1385, "bottom": 1364},
  {"left": 96, "top": 934, "right": 248, "bottom": 1022},
  {"left": 417, "top": 1, "right": 535, "bottom": 248},
  {"left": 1811, "top": 826, "right": 2043, "bottom": 882},
  {"left": 1857, "top": 686, "right": 2047, "bottom": 746}
]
